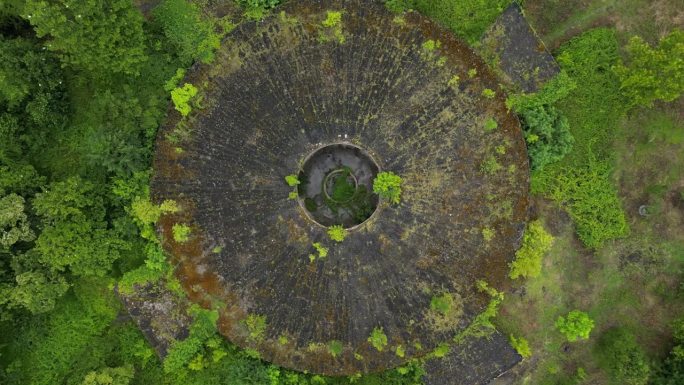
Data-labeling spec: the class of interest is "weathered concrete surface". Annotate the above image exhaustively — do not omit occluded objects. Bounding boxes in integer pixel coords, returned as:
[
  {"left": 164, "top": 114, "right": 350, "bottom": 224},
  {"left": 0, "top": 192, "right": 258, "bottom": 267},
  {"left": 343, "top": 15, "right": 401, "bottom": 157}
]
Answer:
[
  {"left": 117, "top": 281, "right": 193, "bottom": 358},
  {"left": 152, "top": 0, "right": 529, "bottom": 376},
  {"left": 479, "top": 3, "right": 560, "bottom": 93},
  {"left": 423, "top": 331, "right": 522, "bottom": 385}
]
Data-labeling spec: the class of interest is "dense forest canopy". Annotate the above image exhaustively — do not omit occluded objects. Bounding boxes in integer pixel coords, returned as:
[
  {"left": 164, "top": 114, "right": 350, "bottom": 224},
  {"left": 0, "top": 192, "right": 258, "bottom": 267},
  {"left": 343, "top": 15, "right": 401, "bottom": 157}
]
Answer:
[{"left": 1, "top": 0, "right": 683, "bottom": 384}]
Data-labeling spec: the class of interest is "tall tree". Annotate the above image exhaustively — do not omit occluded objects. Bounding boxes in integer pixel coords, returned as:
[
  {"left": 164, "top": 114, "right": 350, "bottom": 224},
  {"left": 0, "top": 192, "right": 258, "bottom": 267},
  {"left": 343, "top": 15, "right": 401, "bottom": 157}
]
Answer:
[{"left": 23, "top": 0, "right": 148, "bottom": 75}]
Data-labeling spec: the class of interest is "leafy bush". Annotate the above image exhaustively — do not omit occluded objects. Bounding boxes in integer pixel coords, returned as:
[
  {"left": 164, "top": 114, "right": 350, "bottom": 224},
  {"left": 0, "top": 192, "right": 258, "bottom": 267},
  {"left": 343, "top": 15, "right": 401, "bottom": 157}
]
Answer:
[
  {"left": 385, "top": 0, "right": 511, "bottom": 44},
  {"left": 509, "top": 220, "right": 554, "bottom": 279},
  {"left": 368, "top": 327, "right": 388, "bottom": 351},
  {"left": 555, "top": 310, "right": 594, "bottom": 342},
  {"left": 327, "top": 340, "right": 343, "bottom": 357},
  {"left": 327, "top": 225, "right": 347, "bottom": 242},
  {"left": 595, "top": 328, "right": 650, "bottom": 385},
  {"left": 613, "top": 29, "right": 684, "bottom": 108},
  {"left": 373, "top": 171, "right": 403, "bottom": 204},
  {"left": 285, "top": 175, "right": 300, "bottom": 187},
  {"left": 172, "top": 223, "right": 191, "bottom": 243},
  {"left": 153, "top": 0, "right": 221, "bottom": 65},
  {"left": 171, "top": 83, "right": 199, "bottom": 117},
  {"left": 509, "top": 334, "right": 532, "bottom": 358}
]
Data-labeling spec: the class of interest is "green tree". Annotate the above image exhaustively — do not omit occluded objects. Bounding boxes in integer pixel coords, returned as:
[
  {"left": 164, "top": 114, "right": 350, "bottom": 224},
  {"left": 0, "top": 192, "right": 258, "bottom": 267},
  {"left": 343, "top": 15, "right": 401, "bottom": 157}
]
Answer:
[
  {"left": 4, "top": 268, "right": 69, "bottom": 314},
  {"left": 555, "top": 310, "right": 594, "bottom": 342},
  {"left": 0, "top": 193, "right": 35, "bottom": 248},
  {"left": 152, "top": 0, "right": 221, "bottom": 65},
  {"left": 0, "top": 37, "right": 67, "bottom": 162},
  {"left": 614, "top": 29, "right": 684, "bottom": 108},
  {"left": 23, "top": 0, "right": 148, "bottom": 75},
  {"left": 32, "top": 177, "right": 128, "bottom": 276},
  {"left": 595, "top": 328, "right": 650, "bottom": 385},
  {"left": 520, "top": 105, "right": 574, "bottom": 170}
]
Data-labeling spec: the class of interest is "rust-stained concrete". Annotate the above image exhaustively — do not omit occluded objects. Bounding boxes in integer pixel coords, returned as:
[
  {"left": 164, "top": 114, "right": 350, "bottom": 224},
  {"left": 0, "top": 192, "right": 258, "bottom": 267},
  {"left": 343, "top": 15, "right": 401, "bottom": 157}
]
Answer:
[{"left": 152, "top": 0, "right": 529, "bottom": 376}]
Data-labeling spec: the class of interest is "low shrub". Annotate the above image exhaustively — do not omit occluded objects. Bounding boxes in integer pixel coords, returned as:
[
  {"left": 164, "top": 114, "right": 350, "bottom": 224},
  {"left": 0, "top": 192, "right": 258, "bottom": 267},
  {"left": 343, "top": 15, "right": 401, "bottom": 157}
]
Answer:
[
  {"left": 509, "top": 220, "right": 554, "bottom": 280},
  {"left": 555, "top": 310, "right": 594, "bottom": 342},
  {"left": 373, "top": 171, "right": 403, "bottom": 204}
]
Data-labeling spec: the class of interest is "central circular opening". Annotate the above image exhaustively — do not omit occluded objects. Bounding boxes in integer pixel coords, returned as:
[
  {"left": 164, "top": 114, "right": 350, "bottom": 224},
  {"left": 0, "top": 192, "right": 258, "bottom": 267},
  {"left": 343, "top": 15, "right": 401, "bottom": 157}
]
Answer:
[{"left": 298, "top": 143, "right": 380, "bottom": 228}]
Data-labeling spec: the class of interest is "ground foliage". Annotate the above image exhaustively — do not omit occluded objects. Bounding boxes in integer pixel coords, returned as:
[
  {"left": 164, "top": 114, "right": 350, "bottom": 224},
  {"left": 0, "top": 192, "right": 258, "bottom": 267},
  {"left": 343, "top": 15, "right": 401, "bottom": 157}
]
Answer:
[{"left": 530, "top": 28, "right": 630, "bottom": 249}]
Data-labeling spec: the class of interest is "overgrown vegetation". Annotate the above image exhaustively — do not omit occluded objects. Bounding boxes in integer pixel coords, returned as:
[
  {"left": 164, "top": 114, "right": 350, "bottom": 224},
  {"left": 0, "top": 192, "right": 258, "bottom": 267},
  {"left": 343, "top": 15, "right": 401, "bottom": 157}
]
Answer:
[
  {"left": 372, "top": 171, "right": 403, "bottom": 204},
  {"left": 509, "top": 220, "right": 554, "bottom": 280},
  {"left": 385, "top": 0, "right": 512, "bottom": 44},
  {"left": 327, "top": 225, "right": 347, "bottom": 242}
]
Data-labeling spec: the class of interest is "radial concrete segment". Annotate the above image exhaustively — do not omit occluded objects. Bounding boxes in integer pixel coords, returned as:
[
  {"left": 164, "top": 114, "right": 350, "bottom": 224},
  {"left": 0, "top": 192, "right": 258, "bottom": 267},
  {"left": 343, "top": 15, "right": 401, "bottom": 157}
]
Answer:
[
  {"left": 117, "top": 281, "right": 193, "bottom": 359},
  {"left": 152, "top": 0, "right": 529, "bottom": 376},
  {"left": 480, "top": 3, "right": 560, "bottom": 93},
  {"left": 423, "top": 331, "right": 522, "bottom": 385}
]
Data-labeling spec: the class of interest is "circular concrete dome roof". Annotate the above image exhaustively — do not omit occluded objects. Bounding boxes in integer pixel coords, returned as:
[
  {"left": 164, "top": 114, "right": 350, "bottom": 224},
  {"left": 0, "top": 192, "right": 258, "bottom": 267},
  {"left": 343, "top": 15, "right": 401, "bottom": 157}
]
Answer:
[{"left": 152, "top": 0, "right": 529, "bottom": 376}]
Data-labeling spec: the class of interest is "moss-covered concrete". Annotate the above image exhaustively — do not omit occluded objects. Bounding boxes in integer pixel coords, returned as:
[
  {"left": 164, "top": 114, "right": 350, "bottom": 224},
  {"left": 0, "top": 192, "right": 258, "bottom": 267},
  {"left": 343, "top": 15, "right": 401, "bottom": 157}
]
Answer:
[
  {"left": 479, "top": 3, "right": 560, "bottom": 93},
  {"left": 152, "top": 0, "right": 529, "bottom": 376}
]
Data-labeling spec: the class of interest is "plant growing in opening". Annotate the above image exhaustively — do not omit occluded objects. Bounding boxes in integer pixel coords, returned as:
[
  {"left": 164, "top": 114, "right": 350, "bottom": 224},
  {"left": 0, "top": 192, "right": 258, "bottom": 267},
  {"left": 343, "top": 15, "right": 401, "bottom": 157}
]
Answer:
[
  {"left": 373, "top": 171, "right": 402, "bottom": 204},
  {"left": 482, "top": 88, "right": 496, "bottom": 98},
  {"left": 368, "top": 327, "right": 388, "bottom": 351},
  {"left": 172, "top": 223, "right": 191, "bottom": 243},
  {"left": 509, "top": 334, "right": 532, "bottom": 358},
  {"left": 171, "top": 83, "right": 198, "bottom": 117},
  {"left": 285, "top": 174, "right": 300, "bottom": 187},
  {"left": 327, "top": 225, "right": 347, "bottom": 242}
]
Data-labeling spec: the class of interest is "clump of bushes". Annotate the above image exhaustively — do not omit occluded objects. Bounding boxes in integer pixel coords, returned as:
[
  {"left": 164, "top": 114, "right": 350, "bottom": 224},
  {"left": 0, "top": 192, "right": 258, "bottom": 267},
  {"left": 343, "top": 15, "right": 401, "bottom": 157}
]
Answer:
[
  {"left": 373, "top": 171, "right": 403, "bottom": 204},
  {"left": 595, "top": 328, "right": 650, "bottom": 385},
  {"left": 555, "top": 310, "right": 594, "bottom": 342},
  {"left": 509, "top": 220, "right": 554, "bottom": 280}
]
